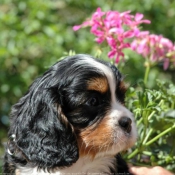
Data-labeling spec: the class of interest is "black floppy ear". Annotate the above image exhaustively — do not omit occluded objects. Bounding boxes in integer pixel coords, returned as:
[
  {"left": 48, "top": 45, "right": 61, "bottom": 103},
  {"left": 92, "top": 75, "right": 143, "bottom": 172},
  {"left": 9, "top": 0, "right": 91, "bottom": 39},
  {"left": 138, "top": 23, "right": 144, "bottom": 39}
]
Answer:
[{"left": 8, "top": 68, "right": 79, "bottom": 170}]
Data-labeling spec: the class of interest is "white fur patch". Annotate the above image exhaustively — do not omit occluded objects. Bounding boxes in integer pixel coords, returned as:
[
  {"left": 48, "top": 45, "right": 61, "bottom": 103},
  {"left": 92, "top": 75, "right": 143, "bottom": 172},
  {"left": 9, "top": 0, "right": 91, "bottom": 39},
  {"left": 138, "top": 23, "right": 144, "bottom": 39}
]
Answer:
[{"left": 17, "top": 156, "right": 116, "bottom": 175}]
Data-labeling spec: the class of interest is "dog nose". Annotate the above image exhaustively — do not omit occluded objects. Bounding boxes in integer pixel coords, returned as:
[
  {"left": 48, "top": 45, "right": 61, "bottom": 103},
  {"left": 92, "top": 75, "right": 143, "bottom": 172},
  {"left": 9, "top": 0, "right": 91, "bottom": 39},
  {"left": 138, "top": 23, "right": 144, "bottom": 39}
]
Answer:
[{"left": 118, "top": 117, "right": 132, "bottom": 133}]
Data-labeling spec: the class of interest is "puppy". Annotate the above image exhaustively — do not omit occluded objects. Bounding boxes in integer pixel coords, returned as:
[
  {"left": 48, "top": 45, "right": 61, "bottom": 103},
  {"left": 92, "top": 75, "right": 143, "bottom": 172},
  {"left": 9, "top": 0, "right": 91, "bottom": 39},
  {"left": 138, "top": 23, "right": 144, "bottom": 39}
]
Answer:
[{"left": 3, "top": 54, "right": 137, "bottom": 175}]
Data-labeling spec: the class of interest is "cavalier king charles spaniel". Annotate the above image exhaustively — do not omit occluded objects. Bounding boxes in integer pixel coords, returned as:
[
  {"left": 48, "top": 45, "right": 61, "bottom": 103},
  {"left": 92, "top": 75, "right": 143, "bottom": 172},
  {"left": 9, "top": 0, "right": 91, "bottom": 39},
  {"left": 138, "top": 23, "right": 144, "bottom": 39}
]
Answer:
[{"left": 3, "top": 54, "right": 137, "bottom": 175}]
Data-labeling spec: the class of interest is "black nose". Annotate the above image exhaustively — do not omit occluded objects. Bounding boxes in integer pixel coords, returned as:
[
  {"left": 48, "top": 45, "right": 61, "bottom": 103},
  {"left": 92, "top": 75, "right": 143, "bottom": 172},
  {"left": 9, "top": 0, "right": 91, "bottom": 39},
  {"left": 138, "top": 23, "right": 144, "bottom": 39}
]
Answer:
[{"left": 118, "top": 117, "right": 132, "bottom": 133}]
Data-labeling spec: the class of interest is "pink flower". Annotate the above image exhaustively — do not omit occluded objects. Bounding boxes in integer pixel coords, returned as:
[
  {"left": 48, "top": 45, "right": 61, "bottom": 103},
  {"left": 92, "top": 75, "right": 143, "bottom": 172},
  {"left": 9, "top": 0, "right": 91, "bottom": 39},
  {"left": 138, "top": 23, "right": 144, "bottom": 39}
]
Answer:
[
  {"left": 73, "top": 8, "right": 150, "bottom": 63},
  {"left": 73, "top": 8, "right": 175, "bottom": 69},
  {"left": 134, "top": 13, "right": 151, "bottom": 24},
  {"left": 131, "top": 33, "right": 175, "bottom": 70}
]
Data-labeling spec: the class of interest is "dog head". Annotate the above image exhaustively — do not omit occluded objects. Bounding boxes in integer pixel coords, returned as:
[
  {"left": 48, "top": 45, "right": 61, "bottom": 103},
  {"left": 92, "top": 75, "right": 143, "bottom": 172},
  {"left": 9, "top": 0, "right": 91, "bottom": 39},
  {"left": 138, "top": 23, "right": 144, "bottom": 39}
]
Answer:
[{"left": 7, "top": 54, "right": 137, "bottom": 171}]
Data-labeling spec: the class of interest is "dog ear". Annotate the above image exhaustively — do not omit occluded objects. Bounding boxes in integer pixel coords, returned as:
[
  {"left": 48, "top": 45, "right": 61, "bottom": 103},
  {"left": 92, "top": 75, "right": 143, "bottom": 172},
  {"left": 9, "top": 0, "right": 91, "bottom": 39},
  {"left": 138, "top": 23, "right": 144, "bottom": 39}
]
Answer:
[{"left": 8, "top": 68, "right": 79, "bottom": 170}]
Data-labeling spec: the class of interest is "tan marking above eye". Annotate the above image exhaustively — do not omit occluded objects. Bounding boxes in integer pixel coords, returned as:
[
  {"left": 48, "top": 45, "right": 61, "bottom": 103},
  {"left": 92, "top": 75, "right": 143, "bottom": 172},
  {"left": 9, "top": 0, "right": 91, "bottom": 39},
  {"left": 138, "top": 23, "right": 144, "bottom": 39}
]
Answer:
[
  {"left": 119, "top": 81, "right": 127, "bottom": 93},
  {"left": 87, "top": 77, "right": 108, "bottom": 93}
]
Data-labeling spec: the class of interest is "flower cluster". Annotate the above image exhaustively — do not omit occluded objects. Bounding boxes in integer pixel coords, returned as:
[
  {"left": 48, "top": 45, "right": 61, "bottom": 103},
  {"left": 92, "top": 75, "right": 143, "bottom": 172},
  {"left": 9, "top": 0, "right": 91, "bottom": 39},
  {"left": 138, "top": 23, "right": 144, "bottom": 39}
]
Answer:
[
  {"left": 73, "top": 8, "right": 150, "bottom": 63},
  {"left": 131, "top": 32, "right": 175, "bottom": 70}
]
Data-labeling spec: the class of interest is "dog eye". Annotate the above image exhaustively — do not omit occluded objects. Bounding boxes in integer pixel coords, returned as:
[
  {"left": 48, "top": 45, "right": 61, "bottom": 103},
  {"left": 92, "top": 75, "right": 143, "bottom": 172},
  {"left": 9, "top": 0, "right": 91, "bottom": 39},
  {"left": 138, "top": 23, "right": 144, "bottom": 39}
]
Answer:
[{"left": 87, "top": 97, "right": 99, "bottom": 106}]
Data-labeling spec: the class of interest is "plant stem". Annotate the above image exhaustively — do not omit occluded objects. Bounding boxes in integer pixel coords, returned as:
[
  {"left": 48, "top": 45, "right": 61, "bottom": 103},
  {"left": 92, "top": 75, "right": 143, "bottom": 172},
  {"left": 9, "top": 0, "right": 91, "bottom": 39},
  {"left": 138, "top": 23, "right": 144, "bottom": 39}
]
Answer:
[
  {"left": 137, "top": 101, "right": 162, "bottom": 125},
  {"left": 127, "top": 148, "right": 139, "bottom": 159},
  {"left": 148, "top": 110, "right": 156, "bottom": 120},
  {"left": 144, "top": 124, "right": 175, "bottom": 146},
  {"left": 142, "top": 151, "right": 152, "bottom": 156},
  {"left": 144, "top": 62, "right": 150, "bottom": 85},
  {"left": 143, "top": 128, "right": 153, "bottom": 144},
  {"left": 137, "top": 98, "right": 163, "bottom": 128}
]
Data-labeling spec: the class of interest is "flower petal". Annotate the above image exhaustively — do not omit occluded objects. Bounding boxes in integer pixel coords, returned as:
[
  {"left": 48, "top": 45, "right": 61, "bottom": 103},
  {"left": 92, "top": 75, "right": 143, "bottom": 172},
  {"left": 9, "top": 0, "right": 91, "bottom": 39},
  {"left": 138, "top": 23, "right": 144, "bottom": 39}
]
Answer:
[
  {"left": 72, "top": 25, "right": 82, "bottom": 31},
  {"left": 135, "top": 13, "right": 143, "bottom": 21}
]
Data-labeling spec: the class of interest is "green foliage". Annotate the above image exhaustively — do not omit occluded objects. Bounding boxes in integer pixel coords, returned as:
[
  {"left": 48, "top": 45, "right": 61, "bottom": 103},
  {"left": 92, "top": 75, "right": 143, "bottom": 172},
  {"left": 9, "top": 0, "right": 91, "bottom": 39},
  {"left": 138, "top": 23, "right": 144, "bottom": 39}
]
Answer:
[
  {"left": 0, "top": 0, "right": 94, "bottom": 130},
  {"left": 125, "top": 81, "right": 175, "bottom": 170}
]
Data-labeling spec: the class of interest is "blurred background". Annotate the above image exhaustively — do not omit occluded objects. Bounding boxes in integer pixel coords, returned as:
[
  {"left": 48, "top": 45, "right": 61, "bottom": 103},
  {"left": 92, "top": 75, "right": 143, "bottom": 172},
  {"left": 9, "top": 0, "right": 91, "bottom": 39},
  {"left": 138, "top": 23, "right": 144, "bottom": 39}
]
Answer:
[{"left": 0, "top": 0, "right": 175, "bottom": 171}]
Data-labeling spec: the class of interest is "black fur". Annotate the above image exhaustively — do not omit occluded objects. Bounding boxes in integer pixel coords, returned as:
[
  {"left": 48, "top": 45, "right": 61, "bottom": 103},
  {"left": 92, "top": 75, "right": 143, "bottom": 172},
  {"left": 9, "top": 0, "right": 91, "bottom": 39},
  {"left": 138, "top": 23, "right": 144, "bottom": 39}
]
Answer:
[
  {"left": 4, "top": 58, "right": 79, "bottom": 172},
  {"left": 116, "top": 154, "right": 133, "bottom": 175},
  {"left": 3, "top": 54, "right": 133, "bottom": 174}
]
